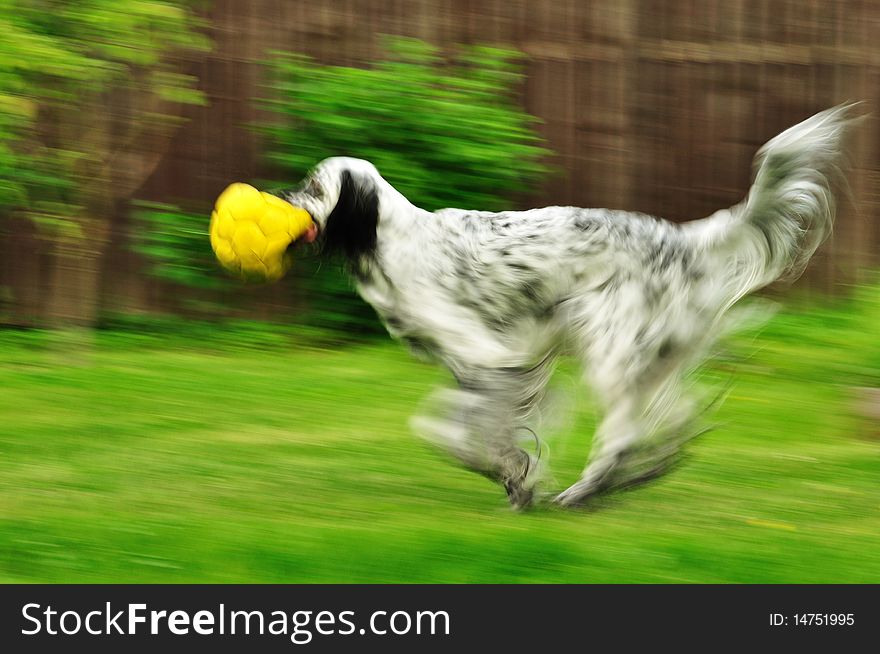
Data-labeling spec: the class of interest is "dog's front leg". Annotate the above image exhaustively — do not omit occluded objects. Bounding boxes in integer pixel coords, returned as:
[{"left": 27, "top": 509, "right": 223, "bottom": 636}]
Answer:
[{"left": 413, "top": 365, "right": 549, "bottom": 509}]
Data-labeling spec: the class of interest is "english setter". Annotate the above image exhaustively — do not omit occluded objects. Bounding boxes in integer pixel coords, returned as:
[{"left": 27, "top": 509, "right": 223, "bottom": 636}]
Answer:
[{"left": 285, "top": 104, "right": 855, "bottom": 509}]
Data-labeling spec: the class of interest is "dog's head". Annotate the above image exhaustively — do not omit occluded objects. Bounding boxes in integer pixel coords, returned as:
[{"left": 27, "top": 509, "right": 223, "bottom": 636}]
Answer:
[{"left": 283, "top": 157, "right": 382, "bottom": 261}]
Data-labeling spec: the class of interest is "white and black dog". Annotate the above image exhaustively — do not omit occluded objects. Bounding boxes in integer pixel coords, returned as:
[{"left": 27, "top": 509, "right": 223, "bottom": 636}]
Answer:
[{"left": 285, "top": 104, "right": 856, "bottom": 509}]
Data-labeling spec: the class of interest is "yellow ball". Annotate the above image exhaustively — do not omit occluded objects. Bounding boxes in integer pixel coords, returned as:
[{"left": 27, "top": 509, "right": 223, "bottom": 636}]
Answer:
[{"left": 209, "top": 183, "right": 313, "bottom": 282}]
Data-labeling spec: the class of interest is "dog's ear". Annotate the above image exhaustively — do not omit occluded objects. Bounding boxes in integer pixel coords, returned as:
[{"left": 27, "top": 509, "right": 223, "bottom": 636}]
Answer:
[{"left": 321, "top": 169, "right": 379, "bottom": 260}]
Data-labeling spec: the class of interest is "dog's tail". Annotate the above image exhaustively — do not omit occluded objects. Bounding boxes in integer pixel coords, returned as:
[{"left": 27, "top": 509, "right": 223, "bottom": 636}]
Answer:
[{"left": 687, "top": 103, "right": 858, "bottom": 310}]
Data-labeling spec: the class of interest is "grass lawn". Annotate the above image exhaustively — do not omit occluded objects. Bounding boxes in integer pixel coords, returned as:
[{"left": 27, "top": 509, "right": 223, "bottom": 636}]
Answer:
[{"left": 0, "top": 299, "right": 878, "bottom": 583}]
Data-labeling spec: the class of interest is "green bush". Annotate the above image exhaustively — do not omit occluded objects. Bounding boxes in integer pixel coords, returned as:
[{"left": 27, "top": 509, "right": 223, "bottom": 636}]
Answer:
[
  {"left": 259, "top": 37, "right": 550, "bottom": 211},
  {"left": 132, "top": 201, "right": 225, "bottom": 292}
]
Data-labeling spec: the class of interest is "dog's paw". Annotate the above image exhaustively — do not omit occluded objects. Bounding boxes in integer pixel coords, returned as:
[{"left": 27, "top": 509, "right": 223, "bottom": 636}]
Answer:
[
  {"left": 553, "top": 480, "right": 602, "bottom": 508},
  {"left": 501, "top": 449, "right": 544, "bottom": 511}
]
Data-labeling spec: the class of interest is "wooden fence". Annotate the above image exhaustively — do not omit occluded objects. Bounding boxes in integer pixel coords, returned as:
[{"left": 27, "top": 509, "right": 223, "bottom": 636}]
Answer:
[{"left": 4, "top": 0, "right": 879, "bottom": 323}]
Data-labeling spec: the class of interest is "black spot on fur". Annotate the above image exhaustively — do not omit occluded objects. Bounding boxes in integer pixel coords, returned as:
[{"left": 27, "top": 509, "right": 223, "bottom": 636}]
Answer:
[
  {"left": 687, "top": 267, "right": 705, "bottom": 282},
  {"left": 385, "top": 315, "right": 404, "bottom": 331},
  {"left": 459, "top": 213, "right": 481, "bottom": 232},
  {"left": 321, "top": 170, "right": 379, "bottom": 261},
  {"left": 644, "top": 281, "right": 664, "bottom": 306},
  {"left": 574, "top": 211, "right": 603, "bottom": 234},
  {"left": 645, "top": 233, "right": 688, "bottom": 274},
  {"left": 680, "top": 249, "right": 691, "bottom": 270}
]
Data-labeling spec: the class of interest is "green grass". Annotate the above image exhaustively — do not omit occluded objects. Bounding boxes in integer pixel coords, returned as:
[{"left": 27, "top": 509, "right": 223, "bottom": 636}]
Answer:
[{"left": 0, "top": 299, "right": 878, "bottom": 583}]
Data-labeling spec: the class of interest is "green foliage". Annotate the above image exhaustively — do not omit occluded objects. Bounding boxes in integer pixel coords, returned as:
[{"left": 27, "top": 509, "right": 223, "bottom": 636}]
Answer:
[
  {"left": 132, "top": 201, "right": 225, "bottom": 292},
  {"left": 259, "top": 37, "right": 550, "bottom": 211},
  {"left": 0, "top": 0, "right": 209, "bottom": 232},
  {"left": 287, "top": 252, "right": 388, "bottom": 338},
  {"left": 254, "top": 37, "right": 552, "bottom": 335},
  {"left": 131, "top": 200, "right": 386, "bottom": 334}
]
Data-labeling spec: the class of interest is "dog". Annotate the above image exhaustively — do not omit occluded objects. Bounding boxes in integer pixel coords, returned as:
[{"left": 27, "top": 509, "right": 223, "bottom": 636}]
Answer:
[{"left": 284, "top": 104, "right": 856, "bottom": 509}]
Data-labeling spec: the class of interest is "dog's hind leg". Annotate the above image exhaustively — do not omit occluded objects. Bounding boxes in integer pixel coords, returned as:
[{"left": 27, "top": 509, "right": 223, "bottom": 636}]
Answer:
[
  {"left": 554, "top": 393, "right": 645, "bottom": 506},
  {"left": 555, "top": 331, "right": 695, "bottom": 507},
  {"left": 413, "top": 358, "right": 554, "bottom": 509}
]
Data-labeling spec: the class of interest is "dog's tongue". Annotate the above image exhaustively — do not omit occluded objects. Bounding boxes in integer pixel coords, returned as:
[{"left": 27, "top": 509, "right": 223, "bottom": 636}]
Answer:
[{"left": 302, "top": 222, "right": 318, "bottom": 244}]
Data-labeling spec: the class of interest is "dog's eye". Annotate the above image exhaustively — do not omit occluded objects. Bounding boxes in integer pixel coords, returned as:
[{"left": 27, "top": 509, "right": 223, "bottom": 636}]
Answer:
[
  {"left": 289, "top": 178, "right": 324, "bottom": 199},
  {"left": 305, "top": 179, "right": 324, "bottom": 199}
]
